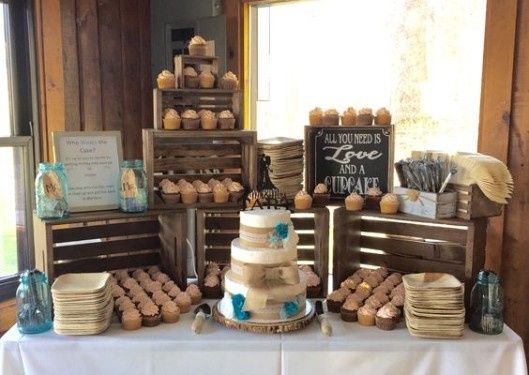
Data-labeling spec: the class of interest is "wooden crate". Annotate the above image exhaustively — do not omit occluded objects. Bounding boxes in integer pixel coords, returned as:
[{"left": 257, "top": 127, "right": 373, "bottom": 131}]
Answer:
[
  {"left": 451, "top": 183, "right": 504, "bottom": 220},
  {"left": 142, "top": 129, "right": 257, "bottom": 209},
  {"left": 153, "top": 88, "right": 241, "bottom": 130},
  {"left": 196, "top": 207, "right": 330, "bottom": 298},
  {"left": 33, "top": 210, "right": 188, "bottom": 288},
  {"left": 333, "top": 207, "right": 487, "bottom": 310},
  {"left": 174, "top": 55, "right": 219, "bottom": 89}
]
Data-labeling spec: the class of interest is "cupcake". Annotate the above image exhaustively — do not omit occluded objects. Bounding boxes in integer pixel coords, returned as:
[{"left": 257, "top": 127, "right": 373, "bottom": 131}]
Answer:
[
  {"left": 161, "top": 300, "right": 180, "bottom": 323},
  {"left": 219, "top": 71, "right": 239, "bottom": 90},
  {"left": 163, "top": 280, "right": 177, "bottom": 293},
  {"left": 390, "top": 283, "right": 405, "bottom": 298},
  {"left": 341, "top": 107, "right": 357, "bottom": 126},
  {"left": 308, "top": 107, "right": 323, "bottom": 126},
  {"left": 213, "top": 183, "right": 229, "bottom": 203},
  {"left": 373, "top": 284, "right": 392, "bottom": 296},
  {"left": 200, "top": 110, "right": 218, "bottom": 130},
  {"left": 375, "top": 302, "right": 400, "bottom": 331},
  {"left": 364, "top": 275, "right": 380, "bottom": 289},
  {"left": 186, "top": 284, "right": 202, "bottom": 305},
  {"left": 112, "top": 285, "right": 126, "bottom": 298},
  {"left": 159, "top": 179, "right": 180, "bottom": 204},
  {"left": 181, "top": 109, "right": 200, "bottom": 130},
  {"left": 131, "top": 292, "right": 150, "bottom": 305},
  {"left": 152, "top": 290, "right": 171, "bottom": 306},
  {"left": 199, "top": 70, "right": 215, "bottom": 89},
  {"left": 221, "top": 178, "right": 233, "bottom": 188},
  {"left": 197, "top": 183, "right": 213, "bottom": 203},
  {"left": 203, "top": 274, "right": 221, "bottom": 298},
  {"left": 386, "top": 273, "right": 403, "bottom": 286},
  {"left": 354, "top": 268, "right": 372, "bottom": 279},
  {"left": 118, "top": 299, "right": 136, "bottom": 318},
  {"left": 365, "top": 186, "right": 382, "bottom": 210},
  {"left": 356, "top": 108, "right": 374, "bottom": 125},
  {"left": 121, "top": 308, "right": 142, "bottom": 330},
  {"left": 153, "top": 272, "right": 170, "bottom": 284},
  {"left": 346, "top": 292, "right": 364, "bottom": 304},
  {"left": 355, "top": 282, "right": 372, "bottom": 300},
  {"left": 364, "top": 295, "right": 383, "bottom": 309},
  {"left": 163, "top": 108, "right": 181, "bottom": 130},
  {"left": 340, "top": 278, "right": 359, "bottom": 291},
  {"left": 115, "top": 296, "right": 132, "bottom": 309},
  {"left": 132, "top": 269, "right": 148, "bottom": 280},
  {"left": 312, "top": 183, "right": 330, "bottom": 207},
  {"left": 246, "top": 190, "right": 262, "bottom": 208},
  {"left": 147, "top": 266, "right": 160, "bottom": 276},
  {"left": 141, "top": 303, "right": 162, "bottom": 327},
  {"left": 188, "top": 35, "right": 207, "bottom": 56},
  {"left": 157, "top": 70, "right": 176, "bottom": 89},
  {"left": 340, "top": 298, "right": 361, "bottom": 322},
  {"left": 294, "top": 190, "right": 313, "bottom": 210},
  {"left": 228, "top": 181, "right": 244, "bottom": 202},
  {"left": 207, "top": 178, "right": 221, "bottom": 190},
  {"left": 326, "top": 289, "right": 349, "bottom": 313},
  {"left": 218, "top": 110, "right": 236, "bottom": 129},
  {"left": 391, "top": 294, "right": 404, "bottom": 310},
  {"left": 344, "top": 192, "right": 364, "bottom": 211},
  {"left": 175, "top": 292, "right": 192, "bottom": 313},
  {"left": 380, "top": 193, "right": 399, "bottom": 214},
  {"left": 206, "top": 262, "right": 222, "bottom": 276},
  {"left": 357, "top": 305, "right": 377, "bottom": 326},
  {"left": 374, "top": 267, "right": 389, "bottom": 279},
  {"left": 322, "top": 108, "right": 339, "bottom": 126},
  {"left": 183, "top": 66, "right": 199, "bottom": 88},
  {"left": 128, "top": 285, "right": 145, "bottom": 298},
  {"left": 375, "top": 107, "right": 392, "bottom": 125},
  {"left": 180, "top": 184, "right": 198, "bottom": 204},
  {"left": 303, "top": 271, "right": 322, "bottom": 298},
  {"left": 168, "top": 286, "right": 182, "bottom": 298},
  {"left": 145, "top": 280, "right": 163, "bottom": 294},
  {"left": 373, "top": 291, "right": 389, "bottom": 305}
]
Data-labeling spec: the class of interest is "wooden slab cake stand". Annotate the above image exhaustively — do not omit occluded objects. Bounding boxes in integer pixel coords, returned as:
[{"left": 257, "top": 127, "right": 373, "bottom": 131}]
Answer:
[{"left": 212, "top": 301, "right": 315, "bottom": 334}]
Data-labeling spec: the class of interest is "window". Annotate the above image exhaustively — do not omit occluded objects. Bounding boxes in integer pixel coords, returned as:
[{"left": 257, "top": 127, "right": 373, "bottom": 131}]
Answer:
[
  {"left": 0, "top": 0, "right": 37, "bottom": 301},
  {"left": 248, "top": 0, "right": 487, "bottom": 162}
]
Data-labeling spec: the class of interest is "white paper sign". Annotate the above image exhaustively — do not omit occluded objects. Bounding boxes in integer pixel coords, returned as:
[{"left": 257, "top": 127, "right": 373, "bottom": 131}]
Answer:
[{"left": 53, "top": 131, "right": 123, "bottom": 212}]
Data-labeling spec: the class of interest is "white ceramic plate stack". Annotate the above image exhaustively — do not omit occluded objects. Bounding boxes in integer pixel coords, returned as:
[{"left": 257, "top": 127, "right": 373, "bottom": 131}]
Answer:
[
  {"left": 51, "top": 273, "right": 113, "bottom": 335},
  {"left": 258, "top": 138, "right": 304, "bottom": 199},
  {"left": 403, "top": 273, "right": 465, "bottom": 339}
]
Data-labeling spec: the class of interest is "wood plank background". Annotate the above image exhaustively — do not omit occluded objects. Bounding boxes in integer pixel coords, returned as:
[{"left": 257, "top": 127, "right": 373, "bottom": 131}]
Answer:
[{"left": 36, "top": 0, "right": 152, "bottom": 160}]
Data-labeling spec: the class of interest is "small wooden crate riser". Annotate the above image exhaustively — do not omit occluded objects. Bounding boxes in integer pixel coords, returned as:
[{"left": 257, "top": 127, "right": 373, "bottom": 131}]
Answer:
[
  {"left": 196, "top": 208, "right": 330, "bottom": 298},
  {"left": 394, "top": 187, "right": 457, "bottom": 219},
  {"left": 451, "top": 184, "right": 504, "bottom": 220},
  {"left": 33, "top": 210, "right": 188, "bottom": 288},
  {"left": 333, "top": 207, "right": 487, "bottom": 311},
  {"left": 142, "top": 129, "right": 257, "bottom": 209},
  {"left": 174, "top": 55, "right": 219, "bottom": 89}
]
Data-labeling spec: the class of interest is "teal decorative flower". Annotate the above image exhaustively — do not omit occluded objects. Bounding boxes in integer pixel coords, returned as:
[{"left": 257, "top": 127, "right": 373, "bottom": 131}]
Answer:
[
  {"left": 280, "top": 300, "right": 300, "bottom": 319},
  {"left": 232, "top": 294, "right": 250, "bottom": 321},
  {"left": 274, "top": 223, "right": 289, "bottom": 240}
]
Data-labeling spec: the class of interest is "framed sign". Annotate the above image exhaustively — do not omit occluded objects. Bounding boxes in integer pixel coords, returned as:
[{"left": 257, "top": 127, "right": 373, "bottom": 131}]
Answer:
[
  {"left": 304, "top": 126, "right": 394, "bottom": 198},
  {"left": 52, "top": 131, "right": 123, "bottom": 212}
]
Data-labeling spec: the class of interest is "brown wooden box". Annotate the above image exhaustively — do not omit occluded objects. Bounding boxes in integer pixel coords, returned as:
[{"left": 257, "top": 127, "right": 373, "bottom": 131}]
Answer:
[
  {"left": 196, "top": 207, "right": 330, "bottom": 298},
  {"left": 153, "top": 88, "right": 241, "bottom": 130},
  {"left": 33, "top": 210, "right": 188, "bottom": 288},
  {"left": 142, "top": 129, "right": 257, "bottom": 209},
  {"left": 174, "top": 55, "right": 219, "bottom": 89},
  {"left": 333, "top": 207, "right": 487, "bottom": 309},
  {"left": 451, "top": 183, "right": 504, "bottom": 220}
]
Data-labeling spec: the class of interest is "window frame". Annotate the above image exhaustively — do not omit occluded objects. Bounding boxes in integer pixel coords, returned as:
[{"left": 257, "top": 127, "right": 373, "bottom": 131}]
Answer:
[{"left": 0, "top": 0, "right": 39, "bottom": 301}]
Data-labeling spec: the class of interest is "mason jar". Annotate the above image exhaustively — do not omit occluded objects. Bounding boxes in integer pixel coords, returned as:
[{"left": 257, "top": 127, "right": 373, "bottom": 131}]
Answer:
[
  {"left": 35, "top": 162, "right": 69, "bottom": 219},
  {"left": 16, "top": 270, "right": 53, "bottom": 334},
  {"left": 119, "top": 159, "right": 147, "bottom": 212}
]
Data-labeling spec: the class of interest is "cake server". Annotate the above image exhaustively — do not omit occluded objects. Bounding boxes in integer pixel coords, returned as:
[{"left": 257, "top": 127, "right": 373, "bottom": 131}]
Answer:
[
  {"left": 192, "top": 303, "right": 211, "bottom": 335},
  {"left": 315, "top": 300, "right": 332, "bottom": 337}
]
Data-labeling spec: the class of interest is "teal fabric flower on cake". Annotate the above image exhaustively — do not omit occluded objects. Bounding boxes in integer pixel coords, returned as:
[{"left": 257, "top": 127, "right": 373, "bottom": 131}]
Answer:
[
  {"left": 232, "top": 294, "right": 250, "bottom": 321},
  {"left": 280, "top": 300, "right": 300, "bottom": 319},
  {"left": 269, "top": 222, "right": 290, "bottom": 247}
]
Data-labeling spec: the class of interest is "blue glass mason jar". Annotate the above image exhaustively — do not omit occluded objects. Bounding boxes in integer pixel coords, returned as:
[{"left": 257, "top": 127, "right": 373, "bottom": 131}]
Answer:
[
  {"left": 469, "top": 270, "right": 504, "bottom": 335},
  {"left": 16, "top": 270, "right": 53, "bottom": 334},
  {"left": 35, "top": 162, "right": 69, "bottom": 219},
  {"left": 119, "top": 160, "right": 147, "bottom": 212}
]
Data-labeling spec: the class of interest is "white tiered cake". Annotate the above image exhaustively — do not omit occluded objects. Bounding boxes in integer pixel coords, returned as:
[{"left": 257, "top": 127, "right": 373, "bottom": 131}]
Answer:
[{"left": 218, "top": 208, "right": 307, "bottom": 323}]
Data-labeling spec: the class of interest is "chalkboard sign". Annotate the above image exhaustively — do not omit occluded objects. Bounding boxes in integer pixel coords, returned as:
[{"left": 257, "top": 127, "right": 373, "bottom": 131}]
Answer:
[{"left": 304, "top": 126, "right": 394, "bottom": 198}]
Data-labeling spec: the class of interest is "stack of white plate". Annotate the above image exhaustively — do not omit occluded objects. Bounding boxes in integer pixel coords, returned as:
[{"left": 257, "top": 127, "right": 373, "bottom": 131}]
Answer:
[
  {"left": 258, "top": 138, "right": 304, "bottom": 199},
  {"left": 51, "top": 273, "right": 113, "bottom": 335},
  {"left": 403, "top": 273, "right": 465, "bottom": 339}
]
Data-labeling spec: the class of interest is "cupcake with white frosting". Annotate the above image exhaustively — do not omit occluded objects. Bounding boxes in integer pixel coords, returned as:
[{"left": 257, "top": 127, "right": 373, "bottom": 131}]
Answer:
[{"left": 188, "top": 35, "right": 207, "bottom": 56}]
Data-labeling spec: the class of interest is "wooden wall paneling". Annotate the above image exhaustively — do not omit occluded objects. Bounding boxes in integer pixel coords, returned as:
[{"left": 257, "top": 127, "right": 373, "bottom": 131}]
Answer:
[
  {"left": 139, "top": 0, "right": 153, "bottom": 131},
  {"left": 76, "top": 0, "right": 103, "bottom": 131},
  {"left": 120, "top": 0, "right": 143, "bottom": 159},
  {"left": 98, "top": 0, "right": 124, "bottom": 132},
  {"left": 503, "top": 0, "right": 529, "bottom": 360},
  {"left": 478, "top": 0, "right": 518, "bottom": 272}
]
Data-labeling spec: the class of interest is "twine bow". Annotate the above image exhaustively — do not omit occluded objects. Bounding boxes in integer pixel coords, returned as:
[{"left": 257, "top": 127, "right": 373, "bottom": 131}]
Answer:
[{"left": 406, "top": 189, "right": 420, "bottom": 202}]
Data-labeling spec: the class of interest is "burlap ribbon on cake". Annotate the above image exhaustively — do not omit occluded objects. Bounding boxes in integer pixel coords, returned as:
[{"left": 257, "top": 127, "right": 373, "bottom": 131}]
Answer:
[
  {"left": 239, "top": 224, "right": 278, "bottom": 248},
  {"left": 231, "top": 258, "right": 300, "bottom": 310}
]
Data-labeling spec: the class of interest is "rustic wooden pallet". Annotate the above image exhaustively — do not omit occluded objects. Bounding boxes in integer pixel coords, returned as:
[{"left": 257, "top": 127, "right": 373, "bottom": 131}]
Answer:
[
  {"left": 153, "top": 88, "right": 241, "bottom": 130},
  {"left": 142, "top": 129, "right": 257, "bottom": 209},
  {"left": 332, "top": 207, "right": 487, "bottom": 310},
  {"left": 195, "top": 207, "right": 330, "bottom": 298},
  {"left": 450, "top": 183, "right": 504, "bottom": 220},
  {"left": 33, "top": 210, "right": 188, "bottom": 287}
]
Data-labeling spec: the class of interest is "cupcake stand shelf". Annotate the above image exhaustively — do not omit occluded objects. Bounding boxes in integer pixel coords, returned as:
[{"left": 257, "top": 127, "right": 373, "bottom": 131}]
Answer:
[
  {"left": 174, "top": 55, "right": 219, "bottom": 89},
  {"left": 32, "top": 209, "right": 188, "bottom": 287},
  {"left": 142, "top": 129, "right": 257, "bottom": 209},
  {"left": 332, "top": 207, "right": 487, "bottom": 310},
  {"left": 195, "top": 207, "right": 330, "bottom": 298}
]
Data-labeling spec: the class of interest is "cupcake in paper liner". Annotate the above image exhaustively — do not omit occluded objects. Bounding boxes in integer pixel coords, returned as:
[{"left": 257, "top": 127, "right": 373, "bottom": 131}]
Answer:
[
  {"left": 183, "top": 66, "right": 199, "bottom": 88},
  {"left": 159, "top": 178, "right": 180, "bottom": 204},
  {"left": 294, "top": 190, "right": 313, "bottom": 210},
  {"left": 161, "top": 301, "right": 180, "bottom": 324},
  {"left": 322, "top": 108, "right": 339, "bottom": 126},
  {"left": 213, "top": 183, "right": 229, "bottom": 203},
  {"left": 180, "top": 184, "right": 198, "bottom": 204},
  {"left": 197, "top": 182, "right": 213, "bottom": 203},
  {"left": 157, "top": 70, "right": 176, "bottom": 89},
  {"left": 312, "top": 183, "right": 330, "bottom": 207},
  {"left": 188, "top": 35, "right": 207, "bottom": 56},
  {"left": 199, "top": 70, "right": 215, "bottom": 89},
  {"left": 345, "top": 192, "right": 363, "bottom": 211},
  {"left": 200, "top": 110, "right": 218, "bottom": 130},
  {"left": 341, "top": 107, "right": 357, "bottom": 126},
  {"left": 356, "top": 107, "right": 374, "bottom": 125},
  {"left": 163, "top": 108, "right": 181, "bottom": 130},
  {"left": 219, "top": 71, "right": 239, "bottom": 90},
  {"left": 181, "top": 109, "right": 200, "bottom": 130},
  {"left": 309, "top": 107, "right": 323, "bottom": 126},
  {"left": 375, "top": 302, "right": 400, "bottom": 331},
  {"left": 365, "top": 186, "right": 382, "bottom": 210},
  {"left": 228, "top": 181, "right": 244, "bottom": 202},
  {"left": 340, "top": 298, "right": 361, "bottom": 322},
  {"left": 203, "top": 274, "right": 221, "bottom": 298},
  {"left": 375, "top": 107, "right": 392, "bottom": 125},
  {"left": 380, "top": 193, "right": 399, "bottom": 214},
  {"left": 218, "top": 110, "right": 236, "bottom": 129}
]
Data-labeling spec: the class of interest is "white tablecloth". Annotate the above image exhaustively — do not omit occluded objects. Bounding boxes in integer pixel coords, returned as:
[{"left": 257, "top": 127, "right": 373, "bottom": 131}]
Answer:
[{"left": 1, "top": 309, "right": 526, "bottom": 375}]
